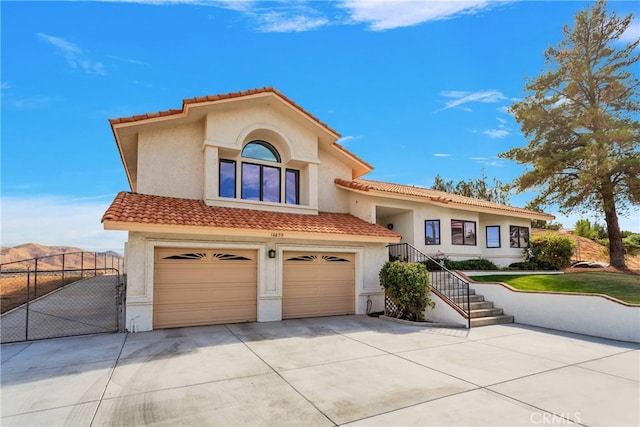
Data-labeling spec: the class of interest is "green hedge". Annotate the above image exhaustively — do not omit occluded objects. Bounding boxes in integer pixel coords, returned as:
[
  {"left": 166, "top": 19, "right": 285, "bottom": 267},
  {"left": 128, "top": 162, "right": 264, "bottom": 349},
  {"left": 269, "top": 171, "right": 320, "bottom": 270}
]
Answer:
[
  {"left": 379, "top": 261, "right": 434, "bottom": 321},
  {"left": 445, "top": 258, "right": 499, "bottom": 271},
  {"left": 525, "top": 233, "right": 574, "bottom": 270}
]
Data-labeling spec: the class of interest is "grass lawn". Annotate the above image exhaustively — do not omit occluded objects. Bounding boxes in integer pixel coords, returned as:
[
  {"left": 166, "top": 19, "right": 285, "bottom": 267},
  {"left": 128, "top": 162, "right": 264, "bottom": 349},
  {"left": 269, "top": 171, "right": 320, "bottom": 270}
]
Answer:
[{"left": 472, "top": 272, "right": 640, "bottom": 304}]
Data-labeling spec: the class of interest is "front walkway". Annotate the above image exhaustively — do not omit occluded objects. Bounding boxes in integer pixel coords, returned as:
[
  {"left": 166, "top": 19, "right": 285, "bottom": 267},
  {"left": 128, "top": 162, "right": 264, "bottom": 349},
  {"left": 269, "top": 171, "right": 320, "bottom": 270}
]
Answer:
[{"left": 1, "top": 316, "right": 638, "bottom": 426}]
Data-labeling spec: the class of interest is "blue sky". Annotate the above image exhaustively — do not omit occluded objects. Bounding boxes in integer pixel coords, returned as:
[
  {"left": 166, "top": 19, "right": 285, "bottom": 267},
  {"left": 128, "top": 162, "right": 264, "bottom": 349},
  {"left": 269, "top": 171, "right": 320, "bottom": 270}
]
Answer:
[{"left": 2, "top": 0, "right": 639, "bottom": 252}]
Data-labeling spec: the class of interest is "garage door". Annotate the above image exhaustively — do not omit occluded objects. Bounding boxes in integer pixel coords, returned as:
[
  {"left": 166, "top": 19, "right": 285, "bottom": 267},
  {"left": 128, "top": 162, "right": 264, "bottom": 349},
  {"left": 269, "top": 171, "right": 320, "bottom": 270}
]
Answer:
[
  {"left": 153, "top": 248, "right": 257, "bottom": 328},
  {"left": 282, "top": 252, "right": 355, "bottom": 319}
]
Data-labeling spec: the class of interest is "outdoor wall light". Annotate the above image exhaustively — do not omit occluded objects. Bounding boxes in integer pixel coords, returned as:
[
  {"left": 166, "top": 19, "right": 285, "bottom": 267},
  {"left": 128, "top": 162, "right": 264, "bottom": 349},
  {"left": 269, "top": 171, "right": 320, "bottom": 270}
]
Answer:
[
  {"left": 268, "top": 249, "right": 277, "bottom": 259},
  {"left": 387, "top": 224, "right": 394, "bottom": 230}
]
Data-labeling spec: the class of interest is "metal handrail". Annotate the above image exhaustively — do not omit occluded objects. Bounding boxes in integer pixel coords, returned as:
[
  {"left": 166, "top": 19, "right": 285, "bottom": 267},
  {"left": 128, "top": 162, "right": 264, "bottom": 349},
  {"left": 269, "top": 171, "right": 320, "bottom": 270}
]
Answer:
[{"left": 388, "top": 243, "right": 471, "bottom": 328}]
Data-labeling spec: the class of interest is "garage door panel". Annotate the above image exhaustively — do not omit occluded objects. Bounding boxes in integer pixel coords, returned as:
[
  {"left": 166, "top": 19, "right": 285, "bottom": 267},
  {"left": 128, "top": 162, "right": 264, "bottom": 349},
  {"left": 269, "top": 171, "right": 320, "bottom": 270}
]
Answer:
[
  {"left": 283, "top": 251, "right": 355, "bottom": 319},
  {"left": 153, "top": 248, "right": 257, "bottom": 328},
  {"left": 285, "top": 282, "right": 354, "bottom": 298},
  {"left": 283, "top": 298, "right": 354, "bottom": 318},
  {"left": 154, "top": 268, "right": 257, "bottom": 285},
  {"left": 154, "top": 303, "right": 256, "bottom": 329},
  {"left": 153, "top": 284, "right": 257, "bottom": 305}
]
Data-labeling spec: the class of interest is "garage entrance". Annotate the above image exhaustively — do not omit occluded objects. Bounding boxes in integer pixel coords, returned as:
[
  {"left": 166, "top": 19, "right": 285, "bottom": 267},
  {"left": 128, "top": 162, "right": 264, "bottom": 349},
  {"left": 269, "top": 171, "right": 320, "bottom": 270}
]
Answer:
[
  {"left": 153, "top": 248, "right": 257, "bottom": 328},
  {"left": 282, "top": 252, "right": 355, "bottom": 319}
]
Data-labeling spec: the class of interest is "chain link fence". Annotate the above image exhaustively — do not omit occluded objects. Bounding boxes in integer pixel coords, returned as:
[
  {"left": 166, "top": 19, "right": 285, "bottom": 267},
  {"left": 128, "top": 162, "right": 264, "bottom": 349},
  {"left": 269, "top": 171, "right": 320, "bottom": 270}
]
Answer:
[{"left": 1, "top": 252, "right": 125, "bottom": 343}]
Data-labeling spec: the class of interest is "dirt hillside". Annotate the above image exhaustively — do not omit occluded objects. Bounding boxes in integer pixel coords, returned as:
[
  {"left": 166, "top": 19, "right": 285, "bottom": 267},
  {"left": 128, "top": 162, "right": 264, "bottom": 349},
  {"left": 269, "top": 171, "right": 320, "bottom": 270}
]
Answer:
[{"left": 0, "top": 243, "right": 122, "bottom": 270}]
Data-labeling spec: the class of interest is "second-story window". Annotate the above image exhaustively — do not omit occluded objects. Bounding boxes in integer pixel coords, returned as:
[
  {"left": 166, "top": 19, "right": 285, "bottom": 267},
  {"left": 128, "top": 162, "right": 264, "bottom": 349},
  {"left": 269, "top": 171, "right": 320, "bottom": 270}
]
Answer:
[
  {"left": 241, "top": 141, "right": 281, "bottom": 202},
  {"left": 220, "top": 140, "right": 300, "bottom": 204}
]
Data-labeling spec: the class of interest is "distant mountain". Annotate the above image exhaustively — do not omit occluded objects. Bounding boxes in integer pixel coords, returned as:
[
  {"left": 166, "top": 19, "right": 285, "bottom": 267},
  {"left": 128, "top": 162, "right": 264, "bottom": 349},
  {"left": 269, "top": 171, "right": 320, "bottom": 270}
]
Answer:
[{"left": 0, "top": 243, "right": 123, "bottom": 271}]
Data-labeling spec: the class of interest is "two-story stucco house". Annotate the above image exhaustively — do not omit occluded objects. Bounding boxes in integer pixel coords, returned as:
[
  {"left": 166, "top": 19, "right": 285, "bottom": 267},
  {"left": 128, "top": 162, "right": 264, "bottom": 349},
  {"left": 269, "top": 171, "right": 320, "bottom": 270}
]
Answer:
[{"left": 102, "top": 87, "right": 553, "bottom": 332}]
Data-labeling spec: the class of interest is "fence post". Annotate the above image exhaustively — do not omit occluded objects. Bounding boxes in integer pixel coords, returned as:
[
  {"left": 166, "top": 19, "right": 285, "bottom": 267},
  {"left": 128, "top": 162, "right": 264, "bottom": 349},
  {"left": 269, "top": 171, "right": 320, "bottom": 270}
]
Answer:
[
  {"left": 81, "top": 252, "right": 84, "bottom": 279},
  {"left": 94, "top": 252, "right": 97, "bottom": 277},
  {"left": 61, "top": 253, "right": 65, "bottom": 287},
  {"left": 26, "top": 266, "right": 31, "bottom": 341},
  {"left": 33, "top": 258, "right": 38, "bottom": 299}
]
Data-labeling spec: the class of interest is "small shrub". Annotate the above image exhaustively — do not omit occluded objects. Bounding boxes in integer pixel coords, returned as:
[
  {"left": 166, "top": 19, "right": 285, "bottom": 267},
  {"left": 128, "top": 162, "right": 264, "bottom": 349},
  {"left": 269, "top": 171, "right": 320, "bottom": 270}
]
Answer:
[
  {"left": 445, "top": 258, "right": 499, "bottom": 271},
  {"left": 379, "top": 261, "right": 435, "bottom": 321},
  {"left": 507, "top": 261, "right": 539, "bottom": 270},
  {"left": 526, "top": 233, "right": 574, "bottom": 270},
  {"left": 623, "top": 234, "right": 640, "bottom": 257}
]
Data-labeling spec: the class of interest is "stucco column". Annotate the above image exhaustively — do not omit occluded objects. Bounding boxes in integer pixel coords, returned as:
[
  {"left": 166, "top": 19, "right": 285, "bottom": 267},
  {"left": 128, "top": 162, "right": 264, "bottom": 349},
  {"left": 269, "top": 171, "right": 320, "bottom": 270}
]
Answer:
[
  {"left": 203, "top": 143, "right": 219, "bottom": 200},
  {"left": 307, "top": 163, "right": 319, "bottom": 209}
]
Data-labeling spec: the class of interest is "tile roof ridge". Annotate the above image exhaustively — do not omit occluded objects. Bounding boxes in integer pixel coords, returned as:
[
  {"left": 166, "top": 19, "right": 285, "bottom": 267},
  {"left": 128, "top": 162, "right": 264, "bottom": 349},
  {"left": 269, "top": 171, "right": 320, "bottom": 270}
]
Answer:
[
  {"left": 109, "top": 87, "right": 341, "bottom": 137},
  {"left": 355, "top": 178, "right": 551, "bottom": 216}
]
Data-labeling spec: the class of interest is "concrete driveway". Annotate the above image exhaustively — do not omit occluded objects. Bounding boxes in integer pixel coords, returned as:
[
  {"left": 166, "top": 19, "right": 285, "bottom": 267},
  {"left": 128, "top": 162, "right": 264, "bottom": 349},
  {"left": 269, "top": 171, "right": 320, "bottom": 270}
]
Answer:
[{"left": 1, "top": 315, "right": 638, "bottom": 426}]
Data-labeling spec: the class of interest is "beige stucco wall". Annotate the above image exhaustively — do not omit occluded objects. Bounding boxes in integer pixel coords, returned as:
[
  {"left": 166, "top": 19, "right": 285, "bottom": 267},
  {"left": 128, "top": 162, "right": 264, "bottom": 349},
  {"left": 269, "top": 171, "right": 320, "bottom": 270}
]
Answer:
[
  {"left": 135, "top": 102, "right": 361, "bottom": 215},
  {"left": 123, "top": 231, "right": 389, "bottom": 332},
  {"left": 317, "top": 148, "right": 352, "bottom": 213},
  {"left": 137, "top": 122, "right": 204, "bottom": 199},
  {"left": 347, "top": 194, "right": 530, "bottom": 267},
  {"left": 204, "top": 105, "right": 319, "bottom": 162}
]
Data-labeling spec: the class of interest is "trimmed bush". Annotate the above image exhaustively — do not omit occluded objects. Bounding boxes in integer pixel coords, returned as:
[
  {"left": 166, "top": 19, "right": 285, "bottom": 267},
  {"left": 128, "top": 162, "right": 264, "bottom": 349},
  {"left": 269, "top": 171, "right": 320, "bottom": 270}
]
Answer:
[
  {"left": 445, "top": 258, "right": 499, "bottom": 271},
  {"left": 507, "top": 261, "right": 539, "bottom": 271},
  {"left": 526, "top": 233, "right": 574, "bottom": 270},
  {"left": 379, "top": 261, "right": 434, "bottom": 321}
]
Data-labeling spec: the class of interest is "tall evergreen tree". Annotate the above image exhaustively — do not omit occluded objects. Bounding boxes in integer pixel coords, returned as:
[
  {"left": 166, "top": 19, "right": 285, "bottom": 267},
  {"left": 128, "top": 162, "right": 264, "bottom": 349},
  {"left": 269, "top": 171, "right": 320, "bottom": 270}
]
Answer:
[{"left": 501, "top": 0, "right": 639, "bottom": 268}]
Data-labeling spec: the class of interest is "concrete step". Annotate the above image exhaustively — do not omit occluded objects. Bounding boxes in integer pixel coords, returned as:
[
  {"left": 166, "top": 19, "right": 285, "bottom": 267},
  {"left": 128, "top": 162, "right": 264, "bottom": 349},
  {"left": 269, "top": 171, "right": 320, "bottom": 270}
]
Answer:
[
  {"left": 440, "top": 289, "right": 476, "bottom": 299},
  {"left": 439, "top": 288, "right": 475, "bottom": 296},
  {"left": 471, "top": 315, "right": 514, "bottom": 327},
  {"left": 469, "top": 301, "right": 494, "bottom": 310},
  {"left": 470, "top": 308, "right": 504, "bottom": 318},
  {"left": 452, "top": 294, "right": 485, "bottom": 303}
]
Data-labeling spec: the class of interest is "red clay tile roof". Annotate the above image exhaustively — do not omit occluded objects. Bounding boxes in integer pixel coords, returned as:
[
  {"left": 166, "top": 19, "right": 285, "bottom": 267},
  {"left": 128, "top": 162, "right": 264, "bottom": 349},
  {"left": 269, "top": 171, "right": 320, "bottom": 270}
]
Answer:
[
  {"left": 335, "top": 178, "right": 555, "bottom": 220},
  {"left": 102, "top": 192, "right": 400, "bottom": 240},
  {"left": 109, "top": 87, "right": 340, "bottom": 136}
]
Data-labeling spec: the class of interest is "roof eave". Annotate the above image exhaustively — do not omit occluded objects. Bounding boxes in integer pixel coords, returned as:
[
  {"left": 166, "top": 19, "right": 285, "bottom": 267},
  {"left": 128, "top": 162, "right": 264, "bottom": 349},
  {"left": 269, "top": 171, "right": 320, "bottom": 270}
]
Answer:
[
  {"left": 103, "top": 220, "right": 401, "bottom": 244},
  {"left": 335, "top": 180, "right": 555, "bottom": 221}
]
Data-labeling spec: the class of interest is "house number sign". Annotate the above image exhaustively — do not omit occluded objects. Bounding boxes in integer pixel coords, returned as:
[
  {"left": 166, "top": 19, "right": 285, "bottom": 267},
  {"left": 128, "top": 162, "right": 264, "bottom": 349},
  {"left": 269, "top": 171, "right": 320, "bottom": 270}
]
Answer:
[{"left": 270, "top": 232, "right": 285, "bottom": 238}]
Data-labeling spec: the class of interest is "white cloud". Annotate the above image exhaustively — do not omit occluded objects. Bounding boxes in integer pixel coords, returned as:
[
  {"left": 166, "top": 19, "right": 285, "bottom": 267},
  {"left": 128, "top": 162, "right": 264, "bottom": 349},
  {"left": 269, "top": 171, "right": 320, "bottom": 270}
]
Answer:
[
  {"left": 1, "top": 195, "right": 127, "bottom": 253},
  {"left": 337, "top": 135, "right": 363, "bottom": 145},
  {"left": 37, "top": 33, "right": 107, "bottom": 75},
  {"left": 433, "top": 153, "right": 452, "bottom": 157},
  {"left": 472, "top": 157, "right": 504, "bottom": 167},
  {"left": 10, "top": 96, "right": 51, "bottom": 110},
  {"left": 339, "top": 0, "right": 505, "bottom": 30},
  {"left": 438, "top": 89, "right": 507, "bottom": 111},
  {"left": 257, "top": 12, "right": 329, "bottom": 32},
  {"left": 482, "top": 129, "right": 510, "bottom": 138}
]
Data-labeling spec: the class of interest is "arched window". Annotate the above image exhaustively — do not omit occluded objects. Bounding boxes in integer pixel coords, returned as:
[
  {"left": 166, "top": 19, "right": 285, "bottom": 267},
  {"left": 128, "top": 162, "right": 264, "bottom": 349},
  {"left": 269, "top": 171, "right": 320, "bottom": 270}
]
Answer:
[
  {"left": 241, "top": 141, "right": 281, "bottom": 162},
  {"left": 241, "top": 141, "right": 281, "bottom": 203},
  {"left": 219, "top": 140, "right": 299, "bottom": 205}
]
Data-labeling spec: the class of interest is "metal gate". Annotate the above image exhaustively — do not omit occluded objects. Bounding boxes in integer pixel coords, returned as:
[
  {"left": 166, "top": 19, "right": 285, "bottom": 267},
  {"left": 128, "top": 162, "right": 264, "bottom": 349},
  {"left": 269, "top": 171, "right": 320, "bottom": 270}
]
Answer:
[{"left": 0, "top": 253, "right": 125, "bottom": 344}]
